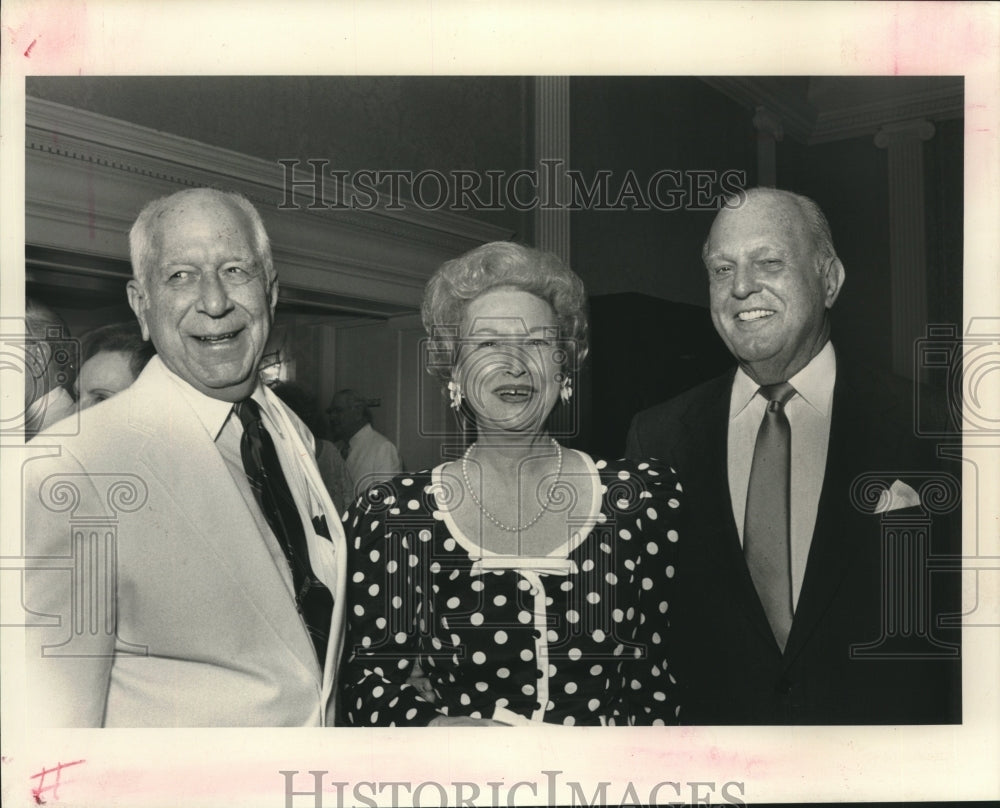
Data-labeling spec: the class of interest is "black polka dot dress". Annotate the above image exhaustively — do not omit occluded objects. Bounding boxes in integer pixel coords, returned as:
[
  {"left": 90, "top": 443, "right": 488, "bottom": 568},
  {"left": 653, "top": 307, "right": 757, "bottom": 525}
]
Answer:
[{"left": 341, "top": 454, "right": 681, "bottom": 726}]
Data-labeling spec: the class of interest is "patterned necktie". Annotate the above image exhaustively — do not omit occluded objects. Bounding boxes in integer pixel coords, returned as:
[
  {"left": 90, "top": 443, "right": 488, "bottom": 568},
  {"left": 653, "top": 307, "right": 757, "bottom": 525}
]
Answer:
[
  {"left": 234, "top": 398, "right": 334, "bottom": 665},
  {"left": 340, "top": 440, "right": 350, "bottom": 461},
  {"left": 743, "top": 382, "right": 796, "bottom": 652}
]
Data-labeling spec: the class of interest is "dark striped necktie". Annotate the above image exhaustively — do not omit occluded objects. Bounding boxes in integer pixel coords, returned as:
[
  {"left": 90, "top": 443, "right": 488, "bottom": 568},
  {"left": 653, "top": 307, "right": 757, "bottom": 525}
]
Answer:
[{"left": 234, "top": 398, "right": 334, "bottom": 666}]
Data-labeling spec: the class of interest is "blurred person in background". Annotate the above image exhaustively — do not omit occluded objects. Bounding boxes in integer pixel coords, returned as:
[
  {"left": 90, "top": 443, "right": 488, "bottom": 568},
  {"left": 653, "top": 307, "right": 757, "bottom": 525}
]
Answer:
[
  {"left": 271, "top": 380, "right": 355, "bottom": 513},
  {"left": 24, "top": 296, "right": 77, "bottom": 437},
  {"left": 74, "top": 321, "right": 156, "bottom": 409},
  {"left": 327, "top": 388, "right": 402, "bottom": 497}
]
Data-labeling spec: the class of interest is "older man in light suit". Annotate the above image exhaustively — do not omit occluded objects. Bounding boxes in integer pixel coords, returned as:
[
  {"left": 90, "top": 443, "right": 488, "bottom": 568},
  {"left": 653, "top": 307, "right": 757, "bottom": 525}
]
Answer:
[{"left": 24, "top": 188, "right": 347, "bottom": 726}]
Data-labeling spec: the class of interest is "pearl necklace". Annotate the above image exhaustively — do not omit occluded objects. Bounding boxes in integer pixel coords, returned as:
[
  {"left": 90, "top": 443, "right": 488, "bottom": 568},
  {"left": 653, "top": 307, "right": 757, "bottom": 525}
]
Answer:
[{"left": 460, "top": 438, "right": 563, "bottom": 532}]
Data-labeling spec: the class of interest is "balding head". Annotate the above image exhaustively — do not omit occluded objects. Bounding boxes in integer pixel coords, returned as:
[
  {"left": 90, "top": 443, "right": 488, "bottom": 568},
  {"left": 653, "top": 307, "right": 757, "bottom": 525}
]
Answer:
[
  {"left": 125, "top": 188, "right": 279, "bottom": 402},
  {"left": 702, "top": 188, "right": 845, "bottom": 384},
  {"left": 129, "top": 188, "right": 274, "bottom": 289},
  {"left": 703, "top": 188, "right": 837, "bottom": 267}
]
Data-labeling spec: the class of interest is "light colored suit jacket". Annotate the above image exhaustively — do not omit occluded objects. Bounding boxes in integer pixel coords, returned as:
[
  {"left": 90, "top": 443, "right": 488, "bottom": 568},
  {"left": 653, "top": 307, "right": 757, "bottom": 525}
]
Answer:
[{"left": 23, "top": 357, "right": 348, "bottom": 727}]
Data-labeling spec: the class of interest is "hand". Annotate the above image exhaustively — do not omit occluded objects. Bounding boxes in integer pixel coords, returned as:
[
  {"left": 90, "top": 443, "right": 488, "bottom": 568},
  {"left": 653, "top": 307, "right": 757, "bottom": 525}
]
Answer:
[
  {"left": 427, "top": 715, "right": 509, "bottom": 727},
  {"left": 405, "top": 665, "right": 437, "bottom": 704}
]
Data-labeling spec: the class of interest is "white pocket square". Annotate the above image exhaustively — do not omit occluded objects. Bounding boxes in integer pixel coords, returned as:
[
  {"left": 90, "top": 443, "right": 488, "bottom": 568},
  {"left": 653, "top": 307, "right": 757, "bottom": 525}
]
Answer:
[{"left": 874, "top": 479, "right": 921, "bottom": 513}]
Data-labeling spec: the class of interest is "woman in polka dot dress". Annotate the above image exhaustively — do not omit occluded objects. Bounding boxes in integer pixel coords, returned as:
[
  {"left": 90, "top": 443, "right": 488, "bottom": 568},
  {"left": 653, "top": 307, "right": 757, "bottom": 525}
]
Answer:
[{"left": 341, "top": 242, "right": 681, "bottom": 727}]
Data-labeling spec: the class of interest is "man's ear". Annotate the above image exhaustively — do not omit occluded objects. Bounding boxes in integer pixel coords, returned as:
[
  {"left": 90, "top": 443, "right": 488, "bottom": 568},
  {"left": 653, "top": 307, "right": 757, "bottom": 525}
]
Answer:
[
  {"left": 268, "top": 277, "right": 280, "bottom": 314},
  {"left": 822, "top": 257, "right": 845, "bottom": 309},
  {"left": 126, "top": 279, "right": 151, "bottom": 341}
]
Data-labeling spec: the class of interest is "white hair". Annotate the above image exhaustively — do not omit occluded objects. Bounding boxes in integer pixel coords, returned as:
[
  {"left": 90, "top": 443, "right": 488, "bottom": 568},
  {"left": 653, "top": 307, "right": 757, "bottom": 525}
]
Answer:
[{"left": 128, "top": 187, "right": 274, "bottom": 286}]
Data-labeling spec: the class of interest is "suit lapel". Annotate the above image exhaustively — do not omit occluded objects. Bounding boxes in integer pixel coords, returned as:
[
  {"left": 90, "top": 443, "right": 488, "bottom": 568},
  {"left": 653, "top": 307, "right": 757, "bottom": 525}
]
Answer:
[
  {"left": 125, "top": 362, "right": 322, "bottom": 683},
  {"left": 783, "top": 367, "right": 890, "bottom": 663},
  {"left": 264, "top": 388, "right": 349, "bottom": 708}
]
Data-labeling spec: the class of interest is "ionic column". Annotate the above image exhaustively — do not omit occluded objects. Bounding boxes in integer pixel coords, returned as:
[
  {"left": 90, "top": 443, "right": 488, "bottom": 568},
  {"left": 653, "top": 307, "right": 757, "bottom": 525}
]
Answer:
[
  {"left": 875, "top": 120, "right": 936, "bottom": 380},
  {"left": 534, "top": 77, "right": 571, "bottom": 264},
  {"left": 752, "top": 106, "right": 784, "bottom": 188},
  {"left": 849, "top": 472, "right": 961, "bottom": 660},
  {"left": 37, "top": 473, "right": 149, "bottom": 658}
]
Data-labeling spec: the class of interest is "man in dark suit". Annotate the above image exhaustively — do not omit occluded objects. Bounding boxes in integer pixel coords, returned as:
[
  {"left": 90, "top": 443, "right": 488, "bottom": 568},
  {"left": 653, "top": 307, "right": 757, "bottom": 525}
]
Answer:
[{"left": 627, "top": 188, "right": 960, "bottom": 724}]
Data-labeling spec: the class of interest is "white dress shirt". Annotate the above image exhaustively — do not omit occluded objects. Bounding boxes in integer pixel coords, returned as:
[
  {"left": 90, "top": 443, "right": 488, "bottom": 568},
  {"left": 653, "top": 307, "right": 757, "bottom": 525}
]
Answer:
[
  {"left": 727, "top": 341, "right": 836, "bottom": 608},
  {"left": 165, "top": 368, "right": 331, "bottom": 607},
  {"left": 345, "top": 422, "right": 403, "bottom": 497}
]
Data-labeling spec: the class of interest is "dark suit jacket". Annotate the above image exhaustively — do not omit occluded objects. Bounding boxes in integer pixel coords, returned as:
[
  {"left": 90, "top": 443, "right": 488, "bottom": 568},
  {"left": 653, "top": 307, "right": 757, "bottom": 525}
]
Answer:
[{"left": 627, "top": 364, "right": 961, "bottom": 724}]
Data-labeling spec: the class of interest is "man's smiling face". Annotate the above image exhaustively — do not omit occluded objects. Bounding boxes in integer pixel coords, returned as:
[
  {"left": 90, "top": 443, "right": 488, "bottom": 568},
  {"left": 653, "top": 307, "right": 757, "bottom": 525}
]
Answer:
[
  {"left": 127, "top": 192, "right": 277, "bottom": 402},
  {"left": 703, "top": 192, "right": 843, "bottom": 384}
]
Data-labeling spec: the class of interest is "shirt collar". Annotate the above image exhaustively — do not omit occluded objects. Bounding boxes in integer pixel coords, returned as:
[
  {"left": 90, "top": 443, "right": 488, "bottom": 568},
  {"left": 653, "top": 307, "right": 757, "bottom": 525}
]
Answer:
[
  {"left": 349, "top": 423, "right": 373, "bottom": 445},
  {"left": 730, "top": 365, "right": 762, "bottom": 419},
  {"left": 730, "top": 340, "right": 837, "bottom": 419},
  {"left": 159, "top": 360, "right": 269, "bottom": 442},
  {"left": 789, "top": 340, "right": 836, "bottom": 416}
]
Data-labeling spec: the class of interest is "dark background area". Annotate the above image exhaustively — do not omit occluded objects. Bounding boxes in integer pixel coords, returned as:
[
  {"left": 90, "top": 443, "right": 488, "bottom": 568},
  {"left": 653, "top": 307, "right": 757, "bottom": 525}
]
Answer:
[{"left": 25, "top": 76, "right": 963, "bottom": 457}]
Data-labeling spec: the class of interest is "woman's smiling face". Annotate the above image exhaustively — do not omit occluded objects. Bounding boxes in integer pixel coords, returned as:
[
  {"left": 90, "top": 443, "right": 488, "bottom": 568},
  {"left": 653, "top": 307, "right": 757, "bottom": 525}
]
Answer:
[{"left": 456, "top": 288, "right": 563, "bottom": 435}]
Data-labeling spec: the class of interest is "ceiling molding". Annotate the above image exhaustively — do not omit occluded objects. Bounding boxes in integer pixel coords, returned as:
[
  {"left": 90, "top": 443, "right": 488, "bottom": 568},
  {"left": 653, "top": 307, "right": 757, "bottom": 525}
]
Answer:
[
  {"left": 700, "top": 78, "right": 816, "bottom": 142},
  {"left": 811, "top": 83, "right": 964, "bottom": 143},
  {"left": 26, "top": 97, "right": 514, "bottom": 314},
  {"left": 701, "top": 77, "right": 963, "bottom": 145}
]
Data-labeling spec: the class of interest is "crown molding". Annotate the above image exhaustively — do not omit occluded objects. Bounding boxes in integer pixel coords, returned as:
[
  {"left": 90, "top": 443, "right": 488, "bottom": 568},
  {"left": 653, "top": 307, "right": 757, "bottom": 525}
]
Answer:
[
  {"left": 26, "top": 97, "right": 514, "bottom": 313},
  {"left": 701, "top": 77, "right": 963, "bottom": 145},
  {"left": 701, "top": 78, "right": 816, "bottom": 142},
  {"left": 812, "top": 84, "right": 963, "bottom": 144}
]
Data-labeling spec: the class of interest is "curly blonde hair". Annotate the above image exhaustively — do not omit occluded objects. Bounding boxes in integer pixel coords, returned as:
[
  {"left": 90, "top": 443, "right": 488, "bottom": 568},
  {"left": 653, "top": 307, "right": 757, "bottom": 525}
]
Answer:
[{"left": 421, "top": 241, "right": 589, "bottom": 382}]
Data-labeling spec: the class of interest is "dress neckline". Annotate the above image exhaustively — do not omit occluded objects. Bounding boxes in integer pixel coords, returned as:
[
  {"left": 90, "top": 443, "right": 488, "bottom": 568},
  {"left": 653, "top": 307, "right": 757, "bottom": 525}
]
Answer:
[{"left": 429, "top": 448, "right": 603, "bottom": 562}]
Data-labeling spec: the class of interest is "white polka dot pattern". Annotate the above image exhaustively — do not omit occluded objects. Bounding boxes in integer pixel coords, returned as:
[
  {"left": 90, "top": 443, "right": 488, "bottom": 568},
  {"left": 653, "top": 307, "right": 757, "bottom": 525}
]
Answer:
[{"left": 341, "top": 459, "right": 681, "bottom": 726}]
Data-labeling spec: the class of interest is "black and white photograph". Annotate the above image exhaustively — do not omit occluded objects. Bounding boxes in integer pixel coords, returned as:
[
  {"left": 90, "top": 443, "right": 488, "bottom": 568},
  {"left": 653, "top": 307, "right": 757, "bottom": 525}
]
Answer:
[{"left": 1, "top": 2, "right": 997, "bottom": 807}]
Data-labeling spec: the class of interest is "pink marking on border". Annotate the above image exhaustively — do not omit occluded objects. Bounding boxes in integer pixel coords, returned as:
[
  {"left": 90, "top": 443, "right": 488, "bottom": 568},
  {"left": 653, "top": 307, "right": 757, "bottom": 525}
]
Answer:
[{"left": 29, "top": 759, "right": 86, "bottom": 804}]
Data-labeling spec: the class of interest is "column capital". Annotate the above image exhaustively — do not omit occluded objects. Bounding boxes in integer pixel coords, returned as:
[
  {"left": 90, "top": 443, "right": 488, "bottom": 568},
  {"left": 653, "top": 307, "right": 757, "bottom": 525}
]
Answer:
[
  {"left": 38, "top": 472, "right": 148, "bottom": 520},
  {"left": 874, "top": 119, "right": 936, "bottom": 149},
  {"left": 752, "top": 105, "right": 784, "bottom": 141}
]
